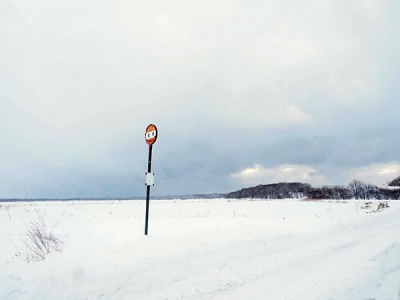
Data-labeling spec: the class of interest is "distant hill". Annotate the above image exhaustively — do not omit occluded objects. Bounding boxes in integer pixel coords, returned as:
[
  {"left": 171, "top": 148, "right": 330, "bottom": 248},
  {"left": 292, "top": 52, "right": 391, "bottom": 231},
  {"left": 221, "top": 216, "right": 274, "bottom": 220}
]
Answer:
[
  {"left": 226, "top": 182, "right": 312, "bottom": 199},
  {"left": 388, "top": 176, "right": 400, "bottom": 187},
  {"left": 226, "top": 176, "right": 400, "bottom": 200}
]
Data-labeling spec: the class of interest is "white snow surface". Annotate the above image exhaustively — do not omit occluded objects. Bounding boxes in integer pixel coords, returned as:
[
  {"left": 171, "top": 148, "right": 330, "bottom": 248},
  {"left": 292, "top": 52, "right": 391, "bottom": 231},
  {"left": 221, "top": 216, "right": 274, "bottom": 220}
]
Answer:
[{"left": 1, "top": 199, "right": 399, "bottom": 299}]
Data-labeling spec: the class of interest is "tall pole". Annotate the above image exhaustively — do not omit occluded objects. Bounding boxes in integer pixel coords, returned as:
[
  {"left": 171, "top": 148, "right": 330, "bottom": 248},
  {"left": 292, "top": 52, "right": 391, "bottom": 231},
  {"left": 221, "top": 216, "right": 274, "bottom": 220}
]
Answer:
[
  {"left": 145, "top": 144, "right": 153, "bottom": 235},
  {"left": 144, "top": 123, "right": 157, "bottom": 236}
]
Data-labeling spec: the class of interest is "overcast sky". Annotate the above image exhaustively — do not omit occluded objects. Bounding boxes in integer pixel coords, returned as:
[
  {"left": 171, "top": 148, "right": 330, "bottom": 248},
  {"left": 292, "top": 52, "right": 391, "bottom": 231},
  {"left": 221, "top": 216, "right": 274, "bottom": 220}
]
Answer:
[{"left": 1, "top": 0, "right": 400, "bottom": 198}]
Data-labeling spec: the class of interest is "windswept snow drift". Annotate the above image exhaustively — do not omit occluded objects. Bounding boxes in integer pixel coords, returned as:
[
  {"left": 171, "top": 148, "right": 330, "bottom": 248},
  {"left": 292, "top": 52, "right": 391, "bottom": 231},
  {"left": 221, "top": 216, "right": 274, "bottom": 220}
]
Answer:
[{"left": 1, "top": 199, "right": 399, "bottom": 299}]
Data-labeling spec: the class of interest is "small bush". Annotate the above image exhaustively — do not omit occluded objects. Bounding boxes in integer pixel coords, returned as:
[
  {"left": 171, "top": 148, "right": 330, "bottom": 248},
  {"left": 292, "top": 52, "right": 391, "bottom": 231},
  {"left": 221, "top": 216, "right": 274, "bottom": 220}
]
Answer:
[
  {"left": 16, "top": 214, "right": 63, "bottom": 263},
  {"left": 360, "top": 201, "right": 390, "bottom": 213},
  {"left": 377, "top": 201, "right": 390, "bottom": 211},
  {"left": 360, "top": 201, "right": 373, "bottom": 209}
]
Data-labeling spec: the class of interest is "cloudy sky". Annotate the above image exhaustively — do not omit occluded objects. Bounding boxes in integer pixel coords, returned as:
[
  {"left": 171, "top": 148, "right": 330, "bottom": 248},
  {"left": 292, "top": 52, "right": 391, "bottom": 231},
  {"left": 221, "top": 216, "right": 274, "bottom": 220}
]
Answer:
[{"left": 1, "top": 0, "right": 400, "bottom": 198}]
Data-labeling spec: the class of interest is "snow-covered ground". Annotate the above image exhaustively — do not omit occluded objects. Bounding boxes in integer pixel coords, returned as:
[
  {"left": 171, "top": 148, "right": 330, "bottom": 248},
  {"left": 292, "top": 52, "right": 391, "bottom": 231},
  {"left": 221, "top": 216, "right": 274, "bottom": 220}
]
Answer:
[{"left": 1, "top": 199, "right": 399, "bottom": 299}]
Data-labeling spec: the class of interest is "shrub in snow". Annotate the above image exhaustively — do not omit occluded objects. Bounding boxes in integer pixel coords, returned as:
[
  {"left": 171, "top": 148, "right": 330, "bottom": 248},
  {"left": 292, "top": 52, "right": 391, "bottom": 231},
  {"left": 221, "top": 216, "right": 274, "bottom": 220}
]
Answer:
[
  {"left": 16, "top": 214, "right": 63, "bottom": 263},
  {"left": 360, "top": 201, "right": 390, "bottom": 213},
  {"left": 360, "top": 202, "right": 373, "bottom": 209},
  {"left": 377, "top": 201, "right": 390, "bottom": 211}
]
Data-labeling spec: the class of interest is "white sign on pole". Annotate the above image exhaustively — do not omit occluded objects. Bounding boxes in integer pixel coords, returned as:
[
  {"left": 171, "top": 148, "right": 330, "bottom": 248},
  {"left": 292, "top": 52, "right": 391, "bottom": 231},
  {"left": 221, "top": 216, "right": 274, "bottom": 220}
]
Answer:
[{"left": 145, "top": 172, "right": 155, "bottom": 186}]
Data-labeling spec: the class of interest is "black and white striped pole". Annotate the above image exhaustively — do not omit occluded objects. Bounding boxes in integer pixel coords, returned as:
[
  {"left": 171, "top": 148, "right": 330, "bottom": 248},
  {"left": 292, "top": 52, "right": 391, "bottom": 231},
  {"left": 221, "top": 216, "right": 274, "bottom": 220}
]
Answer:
[{"left": 144, "top": 124, "right": 158, "bottom": 235}]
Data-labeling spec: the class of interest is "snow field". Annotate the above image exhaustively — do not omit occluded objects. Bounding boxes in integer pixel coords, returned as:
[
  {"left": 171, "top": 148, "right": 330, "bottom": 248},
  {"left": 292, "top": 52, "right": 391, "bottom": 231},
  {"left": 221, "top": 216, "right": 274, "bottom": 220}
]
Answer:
[{"left": 0, "top": 199, "right": 399, "bottom": 299}]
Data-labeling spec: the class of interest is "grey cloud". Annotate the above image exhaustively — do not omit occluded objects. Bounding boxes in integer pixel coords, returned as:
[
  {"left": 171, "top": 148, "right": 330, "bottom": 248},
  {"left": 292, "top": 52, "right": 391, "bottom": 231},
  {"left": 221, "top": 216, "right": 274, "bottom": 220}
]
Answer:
[{"left": 1, "top": 0, "right": 400, "bottom": 197}]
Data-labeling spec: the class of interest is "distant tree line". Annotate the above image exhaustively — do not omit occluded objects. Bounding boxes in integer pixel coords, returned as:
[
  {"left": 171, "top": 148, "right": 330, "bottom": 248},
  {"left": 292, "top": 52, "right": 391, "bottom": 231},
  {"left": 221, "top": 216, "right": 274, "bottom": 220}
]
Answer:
[
  {"left": 226, "top": 182, "right": 312, "bottom": 199},
  {"left": 226, "top": 176, "right": 400, "bottom": 200},
  {"left": 308, "top": 179, "right": 400, "bottom": 200}
]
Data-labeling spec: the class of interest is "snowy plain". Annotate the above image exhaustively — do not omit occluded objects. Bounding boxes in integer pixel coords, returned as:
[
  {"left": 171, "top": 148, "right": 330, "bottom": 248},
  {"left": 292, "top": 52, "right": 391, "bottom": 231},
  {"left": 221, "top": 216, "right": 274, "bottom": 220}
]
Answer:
[{"left": 1, "top": 199, "right": 399, "bottom": 299}]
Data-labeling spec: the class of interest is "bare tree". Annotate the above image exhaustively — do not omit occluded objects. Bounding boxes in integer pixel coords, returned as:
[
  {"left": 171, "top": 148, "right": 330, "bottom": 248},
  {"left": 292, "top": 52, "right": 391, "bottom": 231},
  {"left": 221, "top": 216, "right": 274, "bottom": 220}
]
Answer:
[{"left": 348, "top": 179, "right": 363, "bottom": 199}]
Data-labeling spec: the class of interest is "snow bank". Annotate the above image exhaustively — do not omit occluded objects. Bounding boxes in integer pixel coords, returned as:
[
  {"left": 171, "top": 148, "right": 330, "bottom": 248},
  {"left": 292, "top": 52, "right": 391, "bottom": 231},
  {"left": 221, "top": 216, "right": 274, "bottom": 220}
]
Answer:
[{"left": 1, "top": 199, "right": 399, "bottom": 299}]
